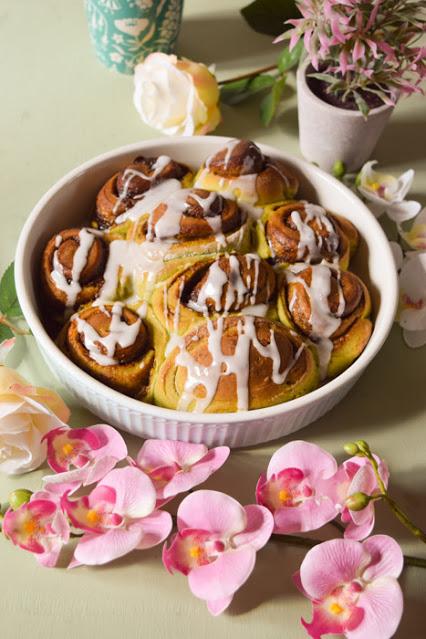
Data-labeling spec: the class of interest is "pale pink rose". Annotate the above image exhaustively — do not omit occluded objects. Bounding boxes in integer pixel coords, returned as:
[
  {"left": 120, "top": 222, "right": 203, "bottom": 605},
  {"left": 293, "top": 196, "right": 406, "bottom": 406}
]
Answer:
[
  {"left": 133, "top": 52, "right": 221, "bottom": 136},
  {"left": 0, "top": 367, "right": 70, "bottom": 475}
]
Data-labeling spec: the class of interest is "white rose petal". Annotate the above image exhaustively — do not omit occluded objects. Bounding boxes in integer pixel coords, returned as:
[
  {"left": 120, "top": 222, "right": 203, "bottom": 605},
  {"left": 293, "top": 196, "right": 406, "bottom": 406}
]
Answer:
[{"left": 0, "top": 367, "right": 69, "bottom": 475}]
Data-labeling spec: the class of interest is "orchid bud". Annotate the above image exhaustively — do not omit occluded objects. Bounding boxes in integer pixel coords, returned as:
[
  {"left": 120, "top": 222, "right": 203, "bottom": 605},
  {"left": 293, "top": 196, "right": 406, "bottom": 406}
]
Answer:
[
  {"left": 355, "top": 440, "right": 371, "bottom": 455},
  {"left": 344, "top": 442, "right": 360, "bottom": 456},
  {"left": 346, "top": 492, "right": 371, "bottom": 511},
  {"left": 9, "top": 489, "right": 33, "bottom": 510},
  {"left": 332, "top": 160, "right": 346, "bottom": 179},
  {"left": 355, "top": 172, "right": 362, "bottom": 187}
]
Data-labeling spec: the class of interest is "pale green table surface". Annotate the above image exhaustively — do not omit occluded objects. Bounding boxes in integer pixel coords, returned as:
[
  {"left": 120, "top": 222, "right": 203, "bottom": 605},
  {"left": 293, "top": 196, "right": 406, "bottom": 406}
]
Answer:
[{"left": 1, "top": 2, "right": 425, "bottom": 638}]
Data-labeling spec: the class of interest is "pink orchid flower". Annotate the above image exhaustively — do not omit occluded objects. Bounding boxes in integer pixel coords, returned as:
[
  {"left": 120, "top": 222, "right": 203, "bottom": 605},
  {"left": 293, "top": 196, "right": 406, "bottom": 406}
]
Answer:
[
  {"left": 62, "top": 466, "right": 172, "bottom": 567},
  {"left": 134, "top": 440, "right": 230, "bottom": 505},
  {"left": 256, "top": 441, "right": 340, "bottom": 534},
  {"left": 339, "top": 455, "right": 389, "bottom": 541},
  {"left": 163, "top": 490, "right": 273, "bottom": 616},
  {"left": 3, "top": 490, "right": 70, "bottom": 567},
  {"left": 295, "top": 535, "right": 403, "bottom": 639},
  {"left": 42, "top": 424, "right": 127, "bottom": 493}
]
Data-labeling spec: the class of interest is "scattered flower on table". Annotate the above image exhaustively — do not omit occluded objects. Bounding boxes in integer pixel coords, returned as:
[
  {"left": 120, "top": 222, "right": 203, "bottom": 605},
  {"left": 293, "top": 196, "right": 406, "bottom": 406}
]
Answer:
[
  {"left": 357, "top": 161, "right": 421, "bottom": 222},
  {"left": 42, "top": 424, "right": 127, "bottom": 494},
  {"left": 133, "top": 52, "right": 221, "bottom": 136},
  {"left": 3, "top": 489, "right": 70, "bottom": 567},
  {"left": 338, "top": 454, "right": 389, "bottom": 541},
  {"left": 134, "top": 439, "right": 230, "bottom": 505},
  {"left": 64, "top": 466, "right": 172, "bottom": 567},
  {"left": 0, "top": 366, "right": 70, "bottom": 476},
  {"left": 397, "top": 252, "right": 426, "bottom": 348},
  {"left": 163, "top": 490, "right": 273, "bottom": 615},
  {"left": 295, "top": 535, "right": 404, "bottom": 639},
  {"left": 256, "top": 441, "right": 341, "bottom": 534}
]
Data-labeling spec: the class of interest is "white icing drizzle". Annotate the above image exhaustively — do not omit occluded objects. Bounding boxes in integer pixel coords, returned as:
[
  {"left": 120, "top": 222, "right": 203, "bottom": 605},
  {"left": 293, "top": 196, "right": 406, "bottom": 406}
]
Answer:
[
  {"left": 113, "top": 155, "right": 173, "bottom": 215},
  {"left": 115, "top": 179, "right": 182, "bottom": 225},
  {"left": 51, "top": 228, "right": 97, "bottom": 307},
  {"left": 75, "top": 302, "right": 141, "bottom": 366},
  {"left": 169, "top": 315, "right": 304, "bottom": 413},
  {"left": 186, "top": 254, "right": 262, "bottom": 314},
  {"left": 100, "top": 239, "right": 170, "bottom": 304},
  {"left": 286, "top": 263, "right": 345, "bottom": 378},
  {"left": 290, "top": 203, "right": 340, "bottom": 263}
]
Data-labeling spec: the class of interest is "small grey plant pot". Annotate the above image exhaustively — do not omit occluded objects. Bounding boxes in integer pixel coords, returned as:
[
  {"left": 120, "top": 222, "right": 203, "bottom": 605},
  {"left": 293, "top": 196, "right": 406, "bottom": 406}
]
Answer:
[{"left": 296, "top": 59, "right": 394, "bottom": 173}]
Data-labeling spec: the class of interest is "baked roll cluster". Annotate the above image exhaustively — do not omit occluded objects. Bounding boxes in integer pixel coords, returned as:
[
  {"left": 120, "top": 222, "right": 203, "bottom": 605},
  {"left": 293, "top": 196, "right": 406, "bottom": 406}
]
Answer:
[{"left": 40, "top": 139, "right": 373, "bottom": 412}]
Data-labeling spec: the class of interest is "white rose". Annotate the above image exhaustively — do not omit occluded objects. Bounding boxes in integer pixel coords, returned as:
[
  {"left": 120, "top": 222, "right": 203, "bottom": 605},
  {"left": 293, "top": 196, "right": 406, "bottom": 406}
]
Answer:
[
  {"left": 133, "top": 52, "right": 221, "bottom": 136},
  {"left": 0, "top": 367, "right": 70, "bottom": 475}
]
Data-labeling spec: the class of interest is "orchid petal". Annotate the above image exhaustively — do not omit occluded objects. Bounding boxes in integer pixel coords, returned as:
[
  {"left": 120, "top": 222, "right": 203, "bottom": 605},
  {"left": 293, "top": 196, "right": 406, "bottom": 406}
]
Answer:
[
  {"left": 387, "top": 200, "right": 422, "bottom": 224},
  {"left": 389, "top": 241, "right": 404, "bottom": 271},
  {"left": 347, "top": 577, "right": 403, "bottom": 639},
  {"left": 136, "top": 510, "right": 173, "bottom": 550},
  {"left": 99, "top": 467, "right": 156, "bottom": 519},
  {"left": 362, "top": 535, "right": 404, "bottom": 580},
  {"left": 161, "top": 447, "right": 230, "bottom": 499},
  {"left": 232, "top": 505, "right": 273, "bottom": 550},
  {"left": 72, "top": 527, "right": 144, "bottom": 566},
  {"left": 274, "top": 495, "right": 338, "bottom": 534},
  {"left": 177, "top": 490, "right": 246, "bottom": 536},
  {"left": 299, "top": 538, "right": 366, "bottom": 600},
  {"left": 188, "top": 546, "right": 255, "bottom": 601},
  {"left": 137, "top": 439, "right": 208, "bottom": 470},
  {"left": 207, "top": 595, "right": 233, "bottom": 616},
  {"left": 403, "top": 328, "right": 426, "bottom": 348},
  {"left": 267, "top": 441, "right": 337, "bottom": 481}
]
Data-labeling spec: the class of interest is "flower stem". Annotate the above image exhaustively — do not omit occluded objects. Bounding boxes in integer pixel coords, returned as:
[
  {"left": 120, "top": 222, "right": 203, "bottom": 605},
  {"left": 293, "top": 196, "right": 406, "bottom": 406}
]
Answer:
[
  {"left": 362, "top": 444, "right": 426, "bottom": 544},
  {"left": 0, "top": 314, "right": 30, "bottom": 336},
  {"left": 218, "top": 64, "right": 278, "bottom": 86},
  {"left": 383, "top": 495, "right": 426, "bottom": 544},
  {"left": 329, "top": 519, "right": 345, "bottom": 534}
]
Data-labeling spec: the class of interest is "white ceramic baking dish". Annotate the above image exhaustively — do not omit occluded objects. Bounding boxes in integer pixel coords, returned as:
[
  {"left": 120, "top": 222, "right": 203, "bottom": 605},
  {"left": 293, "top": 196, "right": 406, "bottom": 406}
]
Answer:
[{"left": 15, "top": 137, "right": 398, "bottom": 447}]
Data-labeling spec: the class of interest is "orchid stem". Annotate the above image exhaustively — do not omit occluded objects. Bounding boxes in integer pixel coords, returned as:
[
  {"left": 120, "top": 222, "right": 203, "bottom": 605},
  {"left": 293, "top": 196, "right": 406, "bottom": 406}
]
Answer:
[
  {"left": 0, "top": 315, "right": 30, "bottom": 336},
  {"left": 383, "top": 495, "right": 426, "bottom": 544},
  {"left": 218, "top": 64, "right": 278, "bottom": 86},
  {"left": 329, "top": 519, "right": 345, "bottom": 534},
  {"left": 363, "top": 446, "right": 426, "bottom": 544}
]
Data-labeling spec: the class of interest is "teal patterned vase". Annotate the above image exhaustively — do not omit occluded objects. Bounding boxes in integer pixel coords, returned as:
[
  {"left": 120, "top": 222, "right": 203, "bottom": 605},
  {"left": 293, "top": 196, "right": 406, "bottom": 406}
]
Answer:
[{"left": 85, "top": 0, "right": 184, "bottom": 74}]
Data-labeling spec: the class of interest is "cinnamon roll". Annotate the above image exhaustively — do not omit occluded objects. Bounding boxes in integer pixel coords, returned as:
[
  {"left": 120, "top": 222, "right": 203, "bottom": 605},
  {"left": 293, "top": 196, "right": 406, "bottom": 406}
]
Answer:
[
  {"left": 65, "top": 303, "right": 155, "bottom": 398},
  {"left": 257, "top": 201, "right": 359, "bottom": 268},
  {"left": 277, "top": 263, "right": 372, "bottom": 378},
  {"left": 154, "top": 316, "right": 319, "bottom": 412},
  {"left": 151, "top": 253, "right": 277, "bottom": 336},
  {"left": 95, "top": 155, "right": 192, "bottom": 228},
  {"left": 194, "top": 139, "right": 299, "bottom": 208},
  {"left": 133, "top": 188, "right": 251, "bottom": 260},
  {"left": 41, "top": 228, "right": 107, "bottom": 310}
]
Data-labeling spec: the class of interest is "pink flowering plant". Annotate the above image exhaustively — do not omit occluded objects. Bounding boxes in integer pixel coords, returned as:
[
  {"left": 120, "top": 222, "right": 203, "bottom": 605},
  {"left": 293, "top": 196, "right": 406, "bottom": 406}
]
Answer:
[
  {"left": 282, "top": 0, "right": 426, "bottom": 115},
  {"left": 1, "top": 421, "right": 426, "bottom": 638}
]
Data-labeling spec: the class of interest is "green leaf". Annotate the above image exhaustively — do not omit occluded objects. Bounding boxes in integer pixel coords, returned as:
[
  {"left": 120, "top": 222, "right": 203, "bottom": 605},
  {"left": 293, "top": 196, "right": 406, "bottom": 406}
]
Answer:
[
  {"left": 220, "top": 74, "right": 275, "bottom": 105},
  {"left": 307, "top": 72, "right": 337, "bottom": 85},
  {"left": 0, "top": 324, "right": 13, "bottom": 342},
  {"left": 241, "top": 0, "right": 300, "bottom": 37},
  {"left": 353, "top": 92, "right": 370, "bottom": 118},
  {"left": 0, "top": 262, "right": 22, "bottom": 318},
  {"left": 260, "top": 75, "right": 286, "bottom": 126},
  {"left": 277, "top": 40, "right": 304, "bottom": 73}
]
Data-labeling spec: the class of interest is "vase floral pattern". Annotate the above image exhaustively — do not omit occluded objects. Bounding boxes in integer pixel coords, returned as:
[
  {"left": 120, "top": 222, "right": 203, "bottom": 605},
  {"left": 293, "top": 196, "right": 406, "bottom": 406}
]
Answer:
[{"left": 85, "top": 0, "right": 184, "bottom": 74}]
